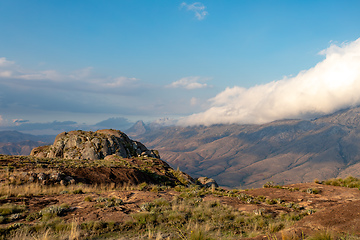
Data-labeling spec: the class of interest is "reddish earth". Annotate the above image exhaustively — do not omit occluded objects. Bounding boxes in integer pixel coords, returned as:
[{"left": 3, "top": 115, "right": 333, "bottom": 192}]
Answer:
[{"left": 61, "top": 167, "right": 156, "bottom": 185}]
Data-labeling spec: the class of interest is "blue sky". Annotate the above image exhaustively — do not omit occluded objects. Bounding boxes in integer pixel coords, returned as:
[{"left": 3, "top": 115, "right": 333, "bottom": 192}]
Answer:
[{"left": 1, "top": 1, "right": 360, "bottom": 133}]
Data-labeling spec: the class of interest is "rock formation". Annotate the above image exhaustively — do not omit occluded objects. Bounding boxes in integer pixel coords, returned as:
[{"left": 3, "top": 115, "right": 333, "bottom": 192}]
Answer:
[
  {"left": 197, "top": 177, "right": 219, "bottom": 188},
  {"left": 30, "top": 129, "right": 160, "bottom": 160}
]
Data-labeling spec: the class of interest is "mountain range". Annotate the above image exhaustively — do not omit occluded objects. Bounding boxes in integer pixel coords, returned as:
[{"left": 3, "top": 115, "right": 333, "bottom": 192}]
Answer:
[
  {"left": 128, "top": 107, "right": 360, "bottom": 188},
  {"left": 3, "top": 107, "right": 360, "bottom": 188}
]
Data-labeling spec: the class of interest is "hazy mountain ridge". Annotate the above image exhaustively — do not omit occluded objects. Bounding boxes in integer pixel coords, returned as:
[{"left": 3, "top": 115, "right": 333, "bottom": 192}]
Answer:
[
  {"left": 0, "top": 131, "right": 54, "bottom": 155},
  {"left": 131, "top": 107, "right": 360, "bottom": 188}
]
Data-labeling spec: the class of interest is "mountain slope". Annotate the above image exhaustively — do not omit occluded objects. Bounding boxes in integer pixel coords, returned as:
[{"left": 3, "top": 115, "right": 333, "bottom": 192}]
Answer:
[
  {"left": 0, "top": 131, "right": 54, "bottom": 155},
  {"left": 132, "top": 107, "right": 360, "bottom": 188}
]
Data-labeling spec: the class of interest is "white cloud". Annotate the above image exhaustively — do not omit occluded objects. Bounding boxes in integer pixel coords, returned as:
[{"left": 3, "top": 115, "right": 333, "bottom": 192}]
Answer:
[
  {"left": 0, "top": 71, "right": 12, "bottom": 78},
  {"left": 0, "top": 57, "right": 15, "bottom": 67},
  {"left": 13, "top": 119, "right": 29, "bottom": 126},
  {"left": 0, "top": 57, "right": 61, "bottom": 81},
  {"left": 18, "top": 70, "right": 62, "bottom": 81},
  {"left": 69, "top": 67, "right": 93, "bottom": 80},
  {"left": 180, "top": 2, "right": 208, "bottom": 20},
  {"left": 166, "top": 76, "right": 210, "bottom": 89},
  {"left": 190, "top": 97, "right": 198, "bottom": 106},
  {"left": 179, "top": 38, "right": 360, "bottom": 126},
  {"left": 0, "top": 58, "right": 140, "bottom": 93},
  {"left": 102, "top": 76, "right": 138, "bottom": 87}
]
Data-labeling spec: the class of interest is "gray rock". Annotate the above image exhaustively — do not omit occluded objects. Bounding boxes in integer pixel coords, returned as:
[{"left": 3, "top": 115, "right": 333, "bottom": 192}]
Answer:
[
  {"left": 37, "top": 173, "right": 48, "bottom": 181},
  {"left": 64, "top": 176, "right": 74, "bottom": 182},
  {"left": 30, "top": 129, "right": 160, "bottom": 161},
  {"left": 197, "top": 177, "right": 219, "bottom": 188},
  {"left": 50, "top": 172, "right": 62, "bottom": 181}
]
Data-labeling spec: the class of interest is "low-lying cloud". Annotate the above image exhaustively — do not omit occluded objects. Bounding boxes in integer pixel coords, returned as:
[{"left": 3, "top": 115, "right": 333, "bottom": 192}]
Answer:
[{"left": 180, "top": 38, "right": 360, "bottom": 126}]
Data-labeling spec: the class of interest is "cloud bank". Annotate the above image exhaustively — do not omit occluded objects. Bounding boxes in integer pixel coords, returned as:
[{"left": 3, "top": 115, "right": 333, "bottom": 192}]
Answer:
[
  {"left": 0, "top": 58, "right": 149, "bottom": 118},
  {"left": 180, "top": 38, "right": 360, "bottom": 126},
  {"left": 180, "top": 2, "right": 208, "bottom": 20}
]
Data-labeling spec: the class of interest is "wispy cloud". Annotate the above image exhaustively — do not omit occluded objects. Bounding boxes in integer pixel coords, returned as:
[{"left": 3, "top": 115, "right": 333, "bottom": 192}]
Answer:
[
  {"left": 0, "top": 57, "right": 150, "bottom": 120},
  {"left": 100, "top": 76, "right": 138, "bottom": 88},
  {"left": 13, "top": 119, "right": 29, "bottom": 126},
  {"left": 190, "top": 97, "right": 198, "bottom": 106},
  {"left": 179, "top": 38, "right": 360, "bottom": 126},
  {"left": 166, "top": 76, "right": 210, "bottom": 89},
  {"left": 0, "top": 57, "right": 14, "bottom": 67},
  {"left": 180, "top": 2, "right": 208, "bottom": 20},
  {"left": 0, "top": 58, "right": 140, "bottom": 93}
]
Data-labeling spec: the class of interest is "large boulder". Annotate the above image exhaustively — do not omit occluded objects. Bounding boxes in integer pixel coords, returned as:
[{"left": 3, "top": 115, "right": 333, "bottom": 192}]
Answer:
[
  {"left": 30, "top": 129, "right": 160, "bottom": 160},
  {"left": 197, "top": 177, "right": 219, "bottom": 188}
]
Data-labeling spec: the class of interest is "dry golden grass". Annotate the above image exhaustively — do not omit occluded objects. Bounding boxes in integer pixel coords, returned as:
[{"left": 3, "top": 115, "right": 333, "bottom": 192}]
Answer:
[
  {"left": 0, "top": 181, "right": 141, "bottom": 198},
  {"left": 8, "top": 221, "right": 81, "bottom": 240}
]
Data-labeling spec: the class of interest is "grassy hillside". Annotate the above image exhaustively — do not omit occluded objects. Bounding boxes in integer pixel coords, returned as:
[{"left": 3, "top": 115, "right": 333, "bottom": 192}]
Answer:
[{"left": 1, "top": 155, "right": 360, "bottom": 239}]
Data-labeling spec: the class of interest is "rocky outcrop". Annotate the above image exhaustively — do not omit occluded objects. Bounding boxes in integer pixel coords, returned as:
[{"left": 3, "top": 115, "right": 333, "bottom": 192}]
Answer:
[
  {"left": 197, "top": 177, "right": 219, "bottom": 188},
  {"left": 30, "top": 129, "right": 160, "bottom": 160},
  {"left": 7, "top": 170, "right": 76, "bottom": 186}
]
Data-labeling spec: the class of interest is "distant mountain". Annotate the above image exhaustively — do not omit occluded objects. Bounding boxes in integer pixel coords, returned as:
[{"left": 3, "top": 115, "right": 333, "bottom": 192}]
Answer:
[
  {"left": 133, "top": 107, "right": 360, "bottom": 188},
  {"left": 0, "top": 130, "right": 54, "bottom": 143},
  {"left": 125, "top": 118, "right": 177, "bottom": 137},
  {"left": 0, "top": 131, "right": 54, "bottom": 155},
  {"left": 95, "top": 117, "right": 134, "bottom": 130},
  {"left": 126, "top": 120, "right": 149, "bottom": 136}
]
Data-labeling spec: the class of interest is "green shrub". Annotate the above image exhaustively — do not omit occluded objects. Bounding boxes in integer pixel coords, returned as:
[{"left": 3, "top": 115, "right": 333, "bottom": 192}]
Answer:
[
  {"left": 72, "top": 189, "right": 84, "bottom": 194},
  {"left": 189, "top": 227, "right": 213, "bottom": 240},
  {"left": 39, "top": 204, "right": 70, "bottom": 220},
  {"left": 268, "top": 222, "right": 284, "bottom": 233},
  {"left": 138, "top": 182, "right": 148, "bottom": 191},
  {"left": 84, "top": 196, "right": 93, "bottom": 202},
  {"left": 0, "top": 203, "right": 26, "bottom": 216},
  {"left": 26, "top": 212, "right": 41, "bottom": 221},
  {"left": 265, "top": 199, "right": 277, "bottom": 205},
  {"left": 312, "top": 188, "right": 321, "bottom": 194},
  {"left": 307, "top": 230, "right": 334, "bottom": 240},
  {"left": 0, "top": 216, "right": 7, "bottom": 224},
  {"left": 263, "top": 181, "right": 274, "bottom": 188}
]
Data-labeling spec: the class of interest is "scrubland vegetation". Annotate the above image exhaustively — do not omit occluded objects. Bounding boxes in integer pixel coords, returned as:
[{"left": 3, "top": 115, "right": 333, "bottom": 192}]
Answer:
[
  {"left": 321, "top": 176, "right": 360, "bottom": 189},
  {"left": 0, "top": 180, "right": 358, "bottom": 240},
  {"left": 0, "top": 178, "right": 307, "bottom": 240},
  {"left": 2, "top": 154, "right": 360, "bottom": 239}
]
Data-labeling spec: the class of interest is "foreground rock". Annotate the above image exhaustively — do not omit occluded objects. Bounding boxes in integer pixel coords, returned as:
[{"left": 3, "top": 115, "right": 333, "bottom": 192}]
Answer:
[
  {"left": 31, "top": 129, "right": 160, "bottom": 160},
  {"left": 1, "top": 153, "right": 195, "bottom": 186}
]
